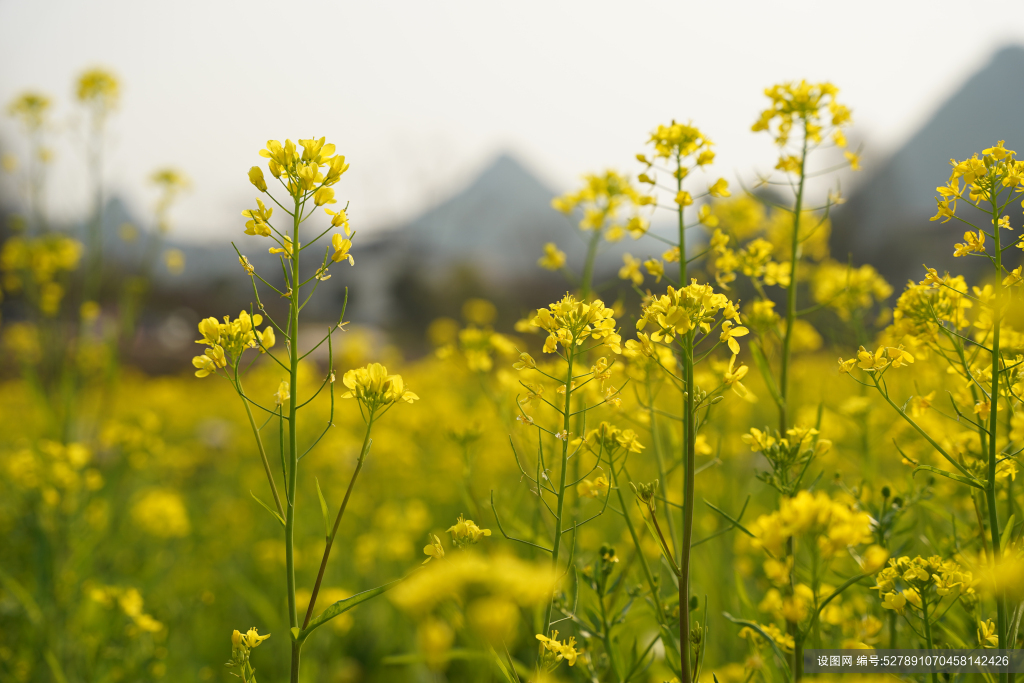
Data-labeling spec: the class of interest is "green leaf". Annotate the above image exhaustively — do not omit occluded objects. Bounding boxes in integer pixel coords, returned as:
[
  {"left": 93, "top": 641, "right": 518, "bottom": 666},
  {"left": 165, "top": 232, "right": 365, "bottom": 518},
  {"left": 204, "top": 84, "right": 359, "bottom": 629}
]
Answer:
[
  {"left": 749, "top": 342, "right": 783, "bottom": 408},
  {"left": 250, "top": 491, "right": 285, "bottom": 527},
  {"left": 722, "top": 613, "right": 792, "bottom": 680},
  {"left": 1000, "top": 514, "right": 1016, "bottom": 555},
  {"left": 316, "top": 477, "right": 331, "bottom": 541},
  {"left": 297, "top": 576, "right": 406, "bottom": 643},
  {"left": 636, "top": 502, "right": 680, "bottom": 576},
  {"left": 912, "top": 465, "right": 985, "bottom": 490},
  {"left": 0, "top": 567, "right": 42, "bottom": 625},
  {"left": 704, "top": 497, "right": 755, "bottom": 537}
]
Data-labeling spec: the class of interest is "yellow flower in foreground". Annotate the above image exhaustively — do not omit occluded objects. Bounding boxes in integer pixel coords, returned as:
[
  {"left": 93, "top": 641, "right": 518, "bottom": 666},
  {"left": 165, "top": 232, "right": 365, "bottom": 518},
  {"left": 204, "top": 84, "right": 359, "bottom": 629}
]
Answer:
[
  {"left": 341, "top": 363, "right": 418, "bottom": 412},
  {"left": 447, "top": 514, "right": 491, "bottom": 547},
  {"left": 269, "top": 236, "right": 294, "bottom": 257},
  {"left": 242, "top": 199, "right": 273, "bottom": 237},
  {"left": 248, "top": 166, "right": 267, "bottom": 192},
  {"left": 331, "top": 234, "right": 354, "bottom": 265},
  {"left": 536, "top": 631, "right": 580, "bottom": 666},
  {"left": 325, "top": 207, "right": 351, "bottom": 236},
  {"left": 719, "top": 320, "right": 749, "bottom": 354}
]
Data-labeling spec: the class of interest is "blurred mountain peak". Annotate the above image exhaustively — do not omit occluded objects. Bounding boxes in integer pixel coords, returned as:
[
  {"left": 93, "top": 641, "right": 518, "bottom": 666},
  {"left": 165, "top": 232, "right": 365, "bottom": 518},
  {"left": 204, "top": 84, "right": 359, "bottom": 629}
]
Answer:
[{"left": 831, "top": 42, "right": 1024, "bottom": 279}]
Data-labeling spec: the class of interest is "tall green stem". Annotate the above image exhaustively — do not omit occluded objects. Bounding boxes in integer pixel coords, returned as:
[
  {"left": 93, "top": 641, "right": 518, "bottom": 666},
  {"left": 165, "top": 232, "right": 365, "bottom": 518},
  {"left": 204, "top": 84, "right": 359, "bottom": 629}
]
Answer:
[
  {"left": 303, "top": 417, "right": 374, "bottom": 629},
  {"left": 542, "top": 347, "right": 575, "bottom": 637},
  {"left": 675, "top": 154, "right": 693, "bottom": 683},
  {"left": 922, "top": 592, "right": 937, "bottom": 683},
  {"left": 987, "top": 191, "right": 1007, "bottom": 682},
  {"left": 287, "top": 196, "right": 302, "bottom": 683},
  {"left": 779, "top": 130, "right": 808, "bottom": 435},
  {"left": 580, "top": 230, "right": 602, "bottom": 301}
]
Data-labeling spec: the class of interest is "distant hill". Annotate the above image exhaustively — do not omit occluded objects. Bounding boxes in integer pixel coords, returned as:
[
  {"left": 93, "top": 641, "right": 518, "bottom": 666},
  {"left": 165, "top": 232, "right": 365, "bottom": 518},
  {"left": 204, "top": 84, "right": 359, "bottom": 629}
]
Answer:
[{"left": 831, "top": 44, "right": 1024, "bottom": 283}]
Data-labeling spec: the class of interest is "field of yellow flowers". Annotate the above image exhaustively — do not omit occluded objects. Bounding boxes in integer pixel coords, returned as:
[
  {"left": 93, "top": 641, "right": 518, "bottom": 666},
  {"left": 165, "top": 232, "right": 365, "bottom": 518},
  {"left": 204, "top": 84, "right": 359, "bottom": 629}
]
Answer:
[{"left": 2, "top": 69, "right": 1024, "bottom": 683}]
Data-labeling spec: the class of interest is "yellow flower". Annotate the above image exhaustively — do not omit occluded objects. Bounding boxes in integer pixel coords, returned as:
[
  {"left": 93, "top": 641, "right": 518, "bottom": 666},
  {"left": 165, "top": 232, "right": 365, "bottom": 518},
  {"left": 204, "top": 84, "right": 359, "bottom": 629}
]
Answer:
[
  {"left": 273, "top": 380, "right": 291, "bottom": 407},
  {"left": 242, "top": 199, "right": 273, "bottom": 237},
  {"left": 447, "top": 514, "right": 491, "bottom": 547},
  {"left": 536, "top": 631, "right": 580, "bottom": 667},
  {"left": 708, "top": 178, "right": 731, "bottom": 197},
  {"left": 313, "top": 185, "right": 336, "bottom": 206},
  {"left": 325, "top": 207, "right": 351, "bottom": 236},
  {"left": 270, "top": 236, "right": 295, "bottom": 257},
  {"left": 538, "top": 242, "right": 566, "bottom": 270},
  {"left": 619, "top": 254, "right": 644, "bottom": 286},
  {"left": 719, "top": 320, "right": 749, "bottom": 354},
  {"left": 513, "top": 352, "right": 536, "bottom": 370},
  {"left": 856, "top": 345, "right": 888, "bottom": 372},
  {"left": 531, "top": 295, "right": 620, "bottom": 354},
  {"left": 422, "top": 534, "right": 445, "bottom": 564},
  {"left": 675, "top": 190, "right": 693, "bottom": 206},
  {"left": 644, "top": 259, "right": 664, "bottom": 283},
  {"left": 248, "top": 166, "right": 267, "bottom": 192},
  {"left": 881, "top": 591, "right": 906, "bottom": 614},
  {"left": 331, "top": 234, "right": 354, "bottom": 265},
  {"left": 76, "top": 68, "right": 119, "bottom": 110},
  {"left": 886, "top": 345, "right": 914, "bottom": 368},
  {"left": 844, "top": 151, "right": 861, "bottom": 170},
  {"left": 341, "top": 363, "right": 419, "bottom": 411},
  {"left": 577, "top": 475, "right": 609, "bottom": 499},
  {"left": 723, "top": 354, "right": 750, "bottom": 397}
]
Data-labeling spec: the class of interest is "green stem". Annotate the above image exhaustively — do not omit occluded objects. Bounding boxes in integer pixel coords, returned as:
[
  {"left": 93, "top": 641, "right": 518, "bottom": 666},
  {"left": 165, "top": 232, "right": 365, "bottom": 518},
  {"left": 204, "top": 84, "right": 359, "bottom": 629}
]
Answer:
[
  {"left": 922, "top": 592, "right": 937, "bottom": 683},
  {"left": 599, "top": 581, "right": 619, "bottom": 682},
  {"left": 287, "top": 195, "right": 301, "bottom": 683},
  {"left": 302, "top": 417, "right": 374, "bottom": 629},
  {"left": 542, "top": 347, "right": 575, "bottom": 638},
  {"left": 988, "top": 190, "right": 1007, "bottom": 682},
  {"left": 238, "top": 376, "right": 285, "bottom": 518},
  {"left": 679, "top": 332, "right": 695, "bottom": 683},
  {"left": 647, "top": 376, "right": 678, "bottom": 562},
  {"left": 580, "top": 230, "right": 602, "bottom": 301},
  {"left": 778, "top": 128, "right": 808, "bottom": 435}
]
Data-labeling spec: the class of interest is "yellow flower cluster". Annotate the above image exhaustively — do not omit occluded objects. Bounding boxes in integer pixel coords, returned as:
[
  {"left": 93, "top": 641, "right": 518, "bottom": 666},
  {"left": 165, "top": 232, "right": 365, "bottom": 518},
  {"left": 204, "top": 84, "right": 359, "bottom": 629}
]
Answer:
[
  {"left": 131, "top": 488, "right": 191, "bottom": 538},
  {"left": 574, "top": 421, "right": 645, "bottom": 455},
  {"left": 253, "top": 137, "right": 350, "bottom": 201},
  {"left": 931, "top": 141, "right": 1024, "bottom": 224},
  {"left": 531, "top": 294, "right": 621, "bottom": 355},
  {"left": 812, "top": 261, "right": 893, "bottom": 321},
  {"left": 873, "top": 555, "right": 974, "bottom": 615},
  {"left": 192, "top": 311, "right": 275, "bottom": 377},
  {"left": 7, "top": 92, "right": 51, "bottom": 129},
  {"left": 636, "top": 280, "right": 741, "bottom": 344},
  {"left": 232, "top": 627, "right": 271, "bottom": 650},
  {"left": 637, "top": 120, "right": 729, "bottom": 200},
  {"left": 390, "top": 552, "right": 557, "bottom": 615},
  {"left": 838, "top": 344, "right": 914, "bottom": 374},
  {"left": 76, "top": 67, "right": 120, "bottom": 110},
  {"left": 4, "top": 440, "right": 102, "bottom": 506},
  {"left": 446, "top": 514, "right": 491, "bottom": 548},
  {"left": 551, "top": 170, "right": 651, "bottom": 242},
  {"left": 749, "top": 490, "right": 872, "bottom": 558},
  {"left": 0, "top": 234, "right": 83, "bottom": 316},
  {"left": 340, "top": 362, "right": 418, "bottom": 412},
  {"left": 752, "top": 80, "right": 852, "bottom": 149},
  {"left": 536, "top": 631, "right": 581, "bottom": 666},
  {"left": 90, "top": 585, "right": 164, "bottom": 635}
]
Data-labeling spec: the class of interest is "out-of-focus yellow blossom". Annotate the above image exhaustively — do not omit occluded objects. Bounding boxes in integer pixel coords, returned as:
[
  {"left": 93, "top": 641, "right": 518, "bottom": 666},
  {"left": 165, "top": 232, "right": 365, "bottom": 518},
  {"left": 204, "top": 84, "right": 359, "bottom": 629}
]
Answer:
[
  {"left": 8, "top": 92, "right": 51, "bottom": 130},
  {"left": 164, "top": 248, "right": 185, "bottom": 275},
  {"left": 752, "top": 81, "right": 850, "bottom": 147},
  {"left": 273, "top": 380, "right": 290, "bottom": 406},
  {"left": 422, "top": 534, "right": 445, "bottom": 564},
  {"left": 538, "top": 242, "right": 566, "bottom": 270},
  {"left": 551, "top": 170, "right": 649, "bottom": 242},
  {"left": 76, "top": 68, "right": 120, "bottom": 111},
  {"left": 619, "top": 253, "right": 644, "bottom": 286},
  {"left": 577, "top": 475, "right": 609, "bottom": 498},
  {"left": 709, "top": 178, "right": 731, "bottom": 197},
  {"left": 643, "top": 258, "right": 664, "bottom": 283},
  {"left": 131, "top": 488, "right": 190, "bottom": 538},
  {"left": 749, "top": 490, "right": 872, "bottom": 558},
  {"left": 341, "top": 363, "right": 418, "bottom": 411}
]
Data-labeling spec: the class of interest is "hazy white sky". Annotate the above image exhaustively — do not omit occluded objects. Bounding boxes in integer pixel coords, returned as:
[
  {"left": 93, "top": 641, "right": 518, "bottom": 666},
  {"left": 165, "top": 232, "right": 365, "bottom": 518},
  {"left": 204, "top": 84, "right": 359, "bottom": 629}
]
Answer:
[{"left": 1, "top": 0, "right": 1022, "bottom": 242}]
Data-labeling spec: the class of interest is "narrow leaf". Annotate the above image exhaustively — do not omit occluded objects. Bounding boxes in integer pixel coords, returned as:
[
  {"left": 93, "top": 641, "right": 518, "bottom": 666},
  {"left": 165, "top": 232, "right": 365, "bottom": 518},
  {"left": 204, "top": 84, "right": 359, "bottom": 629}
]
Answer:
[
  {"left": 912, "top": 465, "right": 985, "bottom": 490},
  {"left": 251, "top": 491, "right": 285, "bottom": 526},
  {"left": 1000, "top": 514, "right": 1016, "bottom": 555},
  {"left": 316, "top": 477, "right": 330, "bottom": 540},
  {"left": 704, "top": 497, "right": 755, "bottom": 537},
  {"left": 298, "top": 576, "right": 406, "bottom": 642}
]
